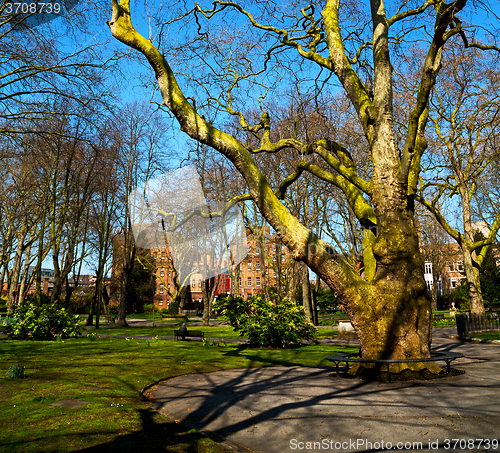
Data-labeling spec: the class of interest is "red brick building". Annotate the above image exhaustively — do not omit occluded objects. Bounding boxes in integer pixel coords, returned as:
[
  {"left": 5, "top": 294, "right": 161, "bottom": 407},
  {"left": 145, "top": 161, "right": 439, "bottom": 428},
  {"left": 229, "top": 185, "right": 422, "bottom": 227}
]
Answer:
[{"left": 147, "top": 227, "right": 289, "bottom": 309}]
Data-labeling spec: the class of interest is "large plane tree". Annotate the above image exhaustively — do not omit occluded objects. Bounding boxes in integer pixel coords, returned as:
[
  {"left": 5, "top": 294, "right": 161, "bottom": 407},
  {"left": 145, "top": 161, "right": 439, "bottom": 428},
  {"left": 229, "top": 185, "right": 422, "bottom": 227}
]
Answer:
[{"left": 108, "top": 0, "right": 499, "bottom": 379}]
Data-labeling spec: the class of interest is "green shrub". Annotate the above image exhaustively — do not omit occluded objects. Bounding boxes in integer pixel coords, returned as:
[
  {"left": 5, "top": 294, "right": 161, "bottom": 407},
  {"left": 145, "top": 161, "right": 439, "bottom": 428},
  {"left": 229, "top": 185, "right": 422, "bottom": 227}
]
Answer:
[
  {"left": 5, "top": 365, "right": 26, "bottom": 379},
  {"left": 143, "top": 303, "right": 159, "bottom": 314},
  {"left": 107, "top": 304, "right": 119, "bottom": 315},
  {"left": 214, "top": 295, "right": 316, "bottom": 348},
  {"left": 168, "top": 299, "right": 180, "bottom": 315},
  {"left": 316, "top": 287, "right": 339, "bottom": 313},
  {"left": 5, "top": 303, "right": 81, "bottom": 340}
]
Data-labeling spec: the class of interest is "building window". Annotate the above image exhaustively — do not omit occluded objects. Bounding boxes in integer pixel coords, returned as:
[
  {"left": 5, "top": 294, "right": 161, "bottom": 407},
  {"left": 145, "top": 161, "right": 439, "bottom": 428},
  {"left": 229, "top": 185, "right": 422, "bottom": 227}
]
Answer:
[
  {"left": 160, "top": 268, "right": 165, "bottom": 277},
  {"left": 239, "top": 277, "right": 242, "bottom": 287},
  {"left": 273, "top": 254, "right": 276, "bottom": 261},
  {"left": 159, "top": 284, "right": 164, "bottom": 294},
  {"left": 153, "top": 252, "right": 157, "bottom": 260},
  {"left": 457, "top": 261, "right": 464, "bottom": 272},
  {"left": 198, "top": 280, "right": 202, "bottom": 288},
  {"left": 247, "top": 262, "right": 252, "bottom": 270},
  {"left": 426, "top": 280, "right": 432, "bottom": 291},
  {"left": 424, "top": 263, "right": 432, "bottom": 274},
  {"left": 256, "top": 276, "right": 261, "bottom": 287},
  {"left": 256, "top": 261, "right": 260, "bottom": 270},
  {"left": 247, "top": 277, "right": 252, "bottom": 287},
  {"left": 159, "top": 301, "right": 163, "bottom": 306},
  {"left": 161, "top": 251, "right": 166, "bottom": 260},
  {"left": 450, "top": 278, "right": 457, "bottom": 289},
  {"left": 255, "top": 245, "right": 260, "bottom": 255}
]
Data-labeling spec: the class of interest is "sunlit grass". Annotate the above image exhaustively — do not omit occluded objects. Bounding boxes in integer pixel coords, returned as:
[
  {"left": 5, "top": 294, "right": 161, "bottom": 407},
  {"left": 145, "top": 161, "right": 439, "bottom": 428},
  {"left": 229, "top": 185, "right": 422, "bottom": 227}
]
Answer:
[
  {"left": 469, "top": 331, "right": 500, "bottom": 341},
  {"left": 84, "top": 325, "right": 239, "bottom": 338},
  {"left": 83, "top": 324, "right": 340, "bottom": 341},
  {"left": 0, "top": 336, "right": 355, "bottom": 452}
]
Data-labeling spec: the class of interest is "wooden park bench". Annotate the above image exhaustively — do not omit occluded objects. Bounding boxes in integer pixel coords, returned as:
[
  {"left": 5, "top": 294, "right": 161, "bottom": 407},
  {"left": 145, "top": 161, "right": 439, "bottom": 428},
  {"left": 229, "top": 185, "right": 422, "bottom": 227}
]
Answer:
[
  {"left": 174, "top": 329, "right": 205, "bottom": 341},
  {"left": 104, "top": 316, "right": 116, "bottom": 323}
]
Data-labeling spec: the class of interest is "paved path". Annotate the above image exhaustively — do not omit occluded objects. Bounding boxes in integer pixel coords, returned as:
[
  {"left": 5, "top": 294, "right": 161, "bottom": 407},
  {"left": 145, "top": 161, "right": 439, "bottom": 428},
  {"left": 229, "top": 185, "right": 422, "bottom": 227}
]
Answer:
[{"left": 150, "top": 328, "right": 500, "bottom": 453}]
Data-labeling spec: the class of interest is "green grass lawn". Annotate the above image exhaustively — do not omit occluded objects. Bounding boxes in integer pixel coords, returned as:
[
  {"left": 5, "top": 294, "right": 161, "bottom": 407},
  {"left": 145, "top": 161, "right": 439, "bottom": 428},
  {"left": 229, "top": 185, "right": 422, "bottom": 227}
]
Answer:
[
  {"left": 469, "top": 331, "right": 500, "bottom": 341},
  {"left": 0, "top": 337, "right": 355, "bottom": 453},
  {"left": 84, "top": 325, "right": 240, "bottom": 339},
  {"left": 82, "top": 324, "right": 340, "bottom": 341}
]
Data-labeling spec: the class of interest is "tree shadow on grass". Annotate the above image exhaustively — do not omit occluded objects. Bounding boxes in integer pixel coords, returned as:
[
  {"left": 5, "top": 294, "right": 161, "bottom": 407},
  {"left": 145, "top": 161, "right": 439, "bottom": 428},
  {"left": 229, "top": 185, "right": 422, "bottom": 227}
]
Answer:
[{"left": 74, "top": 407, "right": 227, "bottom": 453}]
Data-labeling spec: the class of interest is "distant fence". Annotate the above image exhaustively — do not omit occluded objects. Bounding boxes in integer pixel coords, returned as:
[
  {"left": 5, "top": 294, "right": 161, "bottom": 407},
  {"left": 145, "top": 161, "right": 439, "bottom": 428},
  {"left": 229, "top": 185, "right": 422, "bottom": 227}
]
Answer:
[{"left": 456, "top": 313, "right": 500, "bottom": 337}]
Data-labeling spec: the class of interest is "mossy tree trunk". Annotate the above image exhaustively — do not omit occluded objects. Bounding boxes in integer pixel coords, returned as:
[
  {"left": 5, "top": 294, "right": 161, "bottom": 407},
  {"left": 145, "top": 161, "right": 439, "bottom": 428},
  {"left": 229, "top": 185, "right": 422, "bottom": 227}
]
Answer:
[{"left": 108, "top": 0, "right": 475, "bottom": 379}]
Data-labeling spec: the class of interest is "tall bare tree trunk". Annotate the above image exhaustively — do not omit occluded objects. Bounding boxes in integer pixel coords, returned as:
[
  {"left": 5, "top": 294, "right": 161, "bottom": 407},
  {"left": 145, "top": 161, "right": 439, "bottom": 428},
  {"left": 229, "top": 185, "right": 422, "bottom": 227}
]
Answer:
[
  {"left": 17, "top": 242, "right": 34, "bottom": 307},
  {"left": 285, "top": 260, "right": 299, "bottom": 302},
  {"left": 462, "top": 247, "right": 484, "bottom": 315},
  {"left": 430, "top": 272, "right": 439, "bottom": 311},
  {"left": 258, "top": 231, "right": 270, "bottom": 301},
  {"left": 461, "top": 194, "right": 486, "bottom": 315},
  {"left": 233, "top": 262, "right": 241, "bottom": 297},
  {"left": 202, "top": 275, "right": 221, "bottom": 326},
  {"left": 7, "top": 226, "right": 29, "bottom": 313},
  {"left": 300, "top": 262, "right": 313, "bottom": 323},
  {"left": 117, "top": 234, "right": 134, "bottom": 327}
]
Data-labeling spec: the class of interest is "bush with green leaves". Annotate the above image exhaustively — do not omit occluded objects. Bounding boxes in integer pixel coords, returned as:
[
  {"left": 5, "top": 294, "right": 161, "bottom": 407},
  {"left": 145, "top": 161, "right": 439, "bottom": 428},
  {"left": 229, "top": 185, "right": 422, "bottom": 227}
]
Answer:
[
  {"left": 5, "top": 303, "right": 80, "bottom": 340},
  {"left": 214, "top": 295, "right": 316, "bottom": 348},
  {"left": 5, "top": 365, "right": 26, "bottom": 379},
  {"left": 167, "top": 299, "right": 180, "bottom": 316},
  {"left": 107, "top": 304, "right": 119, "bottom": 315},
  {"left": 315, "top": 287, "right": 340, "bottom": 313},
  {"left": 143, "top": 303, "right": 159, "bottom": 314}
]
